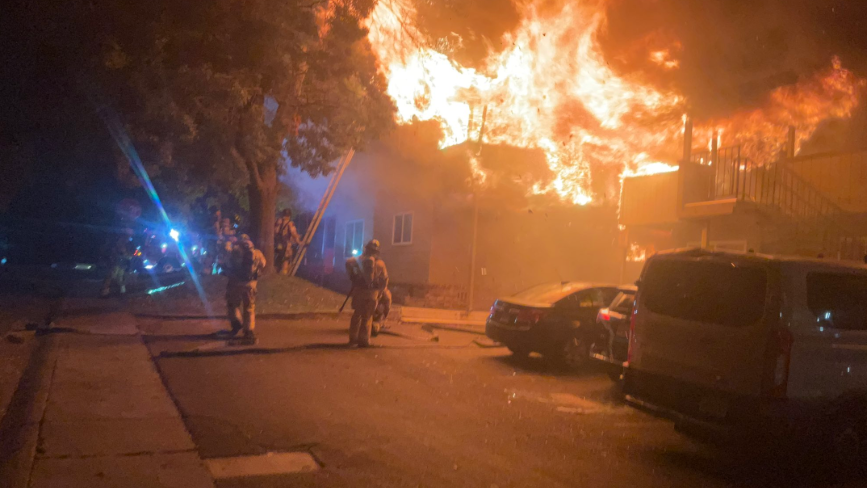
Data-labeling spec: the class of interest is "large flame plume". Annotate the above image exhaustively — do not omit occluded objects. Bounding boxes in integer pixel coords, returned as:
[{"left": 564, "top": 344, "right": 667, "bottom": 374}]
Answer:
[{"left": 365, "top": 0, "right": 863, "bottom": 205}]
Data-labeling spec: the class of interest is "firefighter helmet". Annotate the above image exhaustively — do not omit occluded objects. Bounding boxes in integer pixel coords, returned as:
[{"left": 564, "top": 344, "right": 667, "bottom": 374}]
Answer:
[{"left": 364, "top": 239, "right": 381, "bottom": 254}]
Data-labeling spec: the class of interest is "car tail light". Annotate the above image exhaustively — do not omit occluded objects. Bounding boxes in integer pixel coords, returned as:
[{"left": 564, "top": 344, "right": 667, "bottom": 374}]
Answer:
[
  {"left": 516, "top": 308, "right": 546, "bottom": 324},
  {"left": 763, "top": 328, "right": 793, "bottom": 399},
  {"left": 597, "top": 308, "right": 610, "bottom": 322}
]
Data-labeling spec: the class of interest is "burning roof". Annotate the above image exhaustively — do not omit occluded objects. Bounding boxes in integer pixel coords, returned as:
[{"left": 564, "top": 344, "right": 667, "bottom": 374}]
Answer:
[{"left": 364, "top": 0, "right": 864, "bottom": 206}]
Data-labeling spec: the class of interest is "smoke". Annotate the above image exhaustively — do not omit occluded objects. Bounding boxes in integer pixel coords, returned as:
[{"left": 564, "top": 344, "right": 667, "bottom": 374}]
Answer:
[
  {"left": 284, "top": 117, "right": 565, "bottom": 214},
  {"left": 601, "top": 0, "right": 867, "bottom": 119}
]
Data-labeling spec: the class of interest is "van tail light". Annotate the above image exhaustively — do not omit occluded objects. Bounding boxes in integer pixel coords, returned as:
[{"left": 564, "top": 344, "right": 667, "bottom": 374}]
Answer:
[
  {"left": 763, "top": 328, "right": 793, "bottom": 399},
  {"left": 597, "top": 308, "right": 610, "bottom": 323}
]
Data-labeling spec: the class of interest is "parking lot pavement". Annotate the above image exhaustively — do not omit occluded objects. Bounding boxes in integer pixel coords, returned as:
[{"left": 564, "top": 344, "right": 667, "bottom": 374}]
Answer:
[{"left": 143, "top": 318, "right": 859, "bottom": 488}]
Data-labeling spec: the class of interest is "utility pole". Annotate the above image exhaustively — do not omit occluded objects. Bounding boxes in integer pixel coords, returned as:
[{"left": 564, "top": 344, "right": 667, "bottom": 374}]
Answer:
[
  {"left": 786, "top": 126, "right": 796, "bottom": 159},
  {"left": 467, "top": 106, "right": 487, "bottom": 313},
  {"left": 682, "top": 115, "right": 693, "bottom": 164}
]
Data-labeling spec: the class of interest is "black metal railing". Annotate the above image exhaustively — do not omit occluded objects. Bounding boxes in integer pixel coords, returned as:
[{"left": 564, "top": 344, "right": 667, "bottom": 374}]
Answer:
[{"left": 691, "top": 146, "right": 863, "bottom": 259}]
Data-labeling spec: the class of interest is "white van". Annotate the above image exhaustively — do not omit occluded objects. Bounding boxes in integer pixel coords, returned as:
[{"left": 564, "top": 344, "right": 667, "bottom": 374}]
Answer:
[{"left": 623, "top": 249, "right": 867, "bottom": 453}]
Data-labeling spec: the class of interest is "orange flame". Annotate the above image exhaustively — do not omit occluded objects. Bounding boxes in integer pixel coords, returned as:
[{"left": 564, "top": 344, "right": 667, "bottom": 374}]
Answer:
[
  {"left": 366, "top": 0, "right": 862, "bottom": 205},
  {"left": 696, "top": 57, "right": 864, "bottom": 163},
  {"left": 649, "top": 50, "right": 680, "bottom": 70}
]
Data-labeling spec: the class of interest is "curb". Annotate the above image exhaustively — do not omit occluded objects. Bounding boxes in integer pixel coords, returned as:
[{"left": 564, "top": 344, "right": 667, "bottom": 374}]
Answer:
[
  {"left": 420, "top": 323, "right": 486, "bottom": 336},
  {"left": 134, "top": 311, "right": 343, "bottom": 321},
  {"left": 0, "top": 334, "right": 57, "bottom": 488}
]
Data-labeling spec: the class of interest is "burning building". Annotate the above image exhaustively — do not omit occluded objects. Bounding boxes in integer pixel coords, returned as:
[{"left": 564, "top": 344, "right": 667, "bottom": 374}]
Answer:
[
  {"left": 299, "top": 0, "right": 867, "bottom": 308},
  {"left": 620, "top": 129, "right": 867, "bottom": 282},
  {"left": 297, "top": 125, "right": 621, "bottom": 310}
]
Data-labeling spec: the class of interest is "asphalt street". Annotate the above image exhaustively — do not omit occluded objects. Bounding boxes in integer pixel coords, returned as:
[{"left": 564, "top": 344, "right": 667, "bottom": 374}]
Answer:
[{"left": 140, "top": 317, "right": 865, "bottom": 488}]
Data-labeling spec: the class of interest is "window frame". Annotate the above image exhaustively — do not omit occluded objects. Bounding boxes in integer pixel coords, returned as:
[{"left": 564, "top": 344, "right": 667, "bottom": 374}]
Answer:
[
  {"left": 392, "top": 212, "right": 414, "bottom": 246},
  {"left": 344, "top": 219, "right": 365, "bottom": 258}
]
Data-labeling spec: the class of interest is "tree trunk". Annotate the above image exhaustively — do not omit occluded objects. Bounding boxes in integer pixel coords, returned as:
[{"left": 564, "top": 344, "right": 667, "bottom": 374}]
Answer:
[{"left": 248, "top": 164, "right": 278, "bottom": 273}]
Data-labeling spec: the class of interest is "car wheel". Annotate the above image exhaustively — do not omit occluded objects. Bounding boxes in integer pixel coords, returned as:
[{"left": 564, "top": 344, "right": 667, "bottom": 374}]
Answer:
[
  {"left": 507, "top": 345, "right": 531, "bottom": 358},
  {"left": 557, "top": 332, "right": 590, "bottom": 370}
]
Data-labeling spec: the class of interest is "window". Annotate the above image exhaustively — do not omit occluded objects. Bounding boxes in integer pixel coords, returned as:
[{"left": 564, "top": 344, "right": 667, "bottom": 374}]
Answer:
[
  {"left": 807, "top": 272, "right": 867, "bottom": 331},
  {"left": 642, "top": 260, "right": 767, "bottom": 326},
  {"left": 344, "top": 220, "right": 364, "bottom": 258},
  {"left": 393, "top": 213, "right": 413, "bottom": 245},
  {"left": 609, "top": 291, "right": 636, "bottom": 314},
  {"left": 558, "top": 289, "right": 607, "bottom": 309}
]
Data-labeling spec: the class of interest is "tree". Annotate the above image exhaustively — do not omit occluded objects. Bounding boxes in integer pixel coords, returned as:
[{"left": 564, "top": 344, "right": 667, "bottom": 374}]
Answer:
[{"left": 92, "top": 0, "right": 395, "bottom": 268}]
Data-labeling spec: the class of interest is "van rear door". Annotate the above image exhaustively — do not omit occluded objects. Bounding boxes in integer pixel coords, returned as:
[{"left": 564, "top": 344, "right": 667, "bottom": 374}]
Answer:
[
  {"left": 787, "top": 268, "right": 867, "bottom": 399},
  {"left": 627, "top": 256, "right": 777, "bottom": 417}
]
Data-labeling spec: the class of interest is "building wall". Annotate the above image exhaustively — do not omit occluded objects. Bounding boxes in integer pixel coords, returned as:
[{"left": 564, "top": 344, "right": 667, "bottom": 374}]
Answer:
[
  {"left": 619, "top": 171, "right": 680, "bottom": 226},
  {"left": 428, "top": 198, "right": 473, "bottom": 288},
  {"left": 374, "top": 190, "right": 433, "bottom": 286},
  {"left": 786, "top": 150, "right": 867, "bottom": 213},
  {"left": 467, "top": 207, "right": 620, "bottom": 310},
  {"left": 622, "top": 214, "right": 765, "bottom": 284}
]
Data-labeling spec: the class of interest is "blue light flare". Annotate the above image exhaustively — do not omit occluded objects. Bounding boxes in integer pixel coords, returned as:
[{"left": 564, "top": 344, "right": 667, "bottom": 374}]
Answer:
[{"left": 95, "top": 100, "right": 213, "bottom": 316}]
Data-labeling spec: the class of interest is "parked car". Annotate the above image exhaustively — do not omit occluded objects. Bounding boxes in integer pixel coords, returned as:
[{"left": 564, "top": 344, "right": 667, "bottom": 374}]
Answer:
[
  {"left": 623, "top": 248, "right": 867, "bottom": 458},
  {"left": 485, "top": 282, "right": 619, "bottom": 368},
  {"left": 128, "top": 228, "right": 193, "bottom": 275},
  {"left": 589, "top": 285, "right": 636, "bottom": 380}
]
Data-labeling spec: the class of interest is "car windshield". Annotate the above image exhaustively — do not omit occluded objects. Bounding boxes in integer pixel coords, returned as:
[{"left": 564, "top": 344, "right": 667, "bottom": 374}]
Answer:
[
  {"left": 642, "top": 259, "right": 767, "bottom": 326},
  {"left": 511, "top": 283, "right": 580, "bottom": 304},
  {"left": 807, "top": 272, "right": 867, "bottom": 331},
  {"left": 609, "top": 292, "right": 635, "bottom": 314}
]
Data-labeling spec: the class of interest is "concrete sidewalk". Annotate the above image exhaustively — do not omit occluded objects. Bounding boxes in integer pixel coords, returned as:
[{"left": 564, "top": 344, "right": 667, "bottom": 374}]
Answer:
[
  {"left": 399, "top": 306, "right": 487, "bottom": 334},
  {"left": 7, "top": 299, "right": 214, "bottom": 488}
]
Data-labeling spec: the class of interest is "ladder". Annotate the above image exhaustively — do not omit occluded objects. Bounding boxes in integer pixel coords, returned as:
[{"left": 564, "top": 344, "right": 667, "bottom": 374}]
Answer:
[{"left": 288, "top": 149, "right": 355, "bottom": 276}]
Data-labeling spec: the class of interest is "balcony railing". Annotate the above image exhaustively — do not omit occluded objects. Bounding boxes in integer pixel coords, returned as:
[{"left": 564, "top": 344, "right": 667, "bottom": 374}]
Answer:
[{"left": 690, "top": 146, "right": 862, "bottom": 259}]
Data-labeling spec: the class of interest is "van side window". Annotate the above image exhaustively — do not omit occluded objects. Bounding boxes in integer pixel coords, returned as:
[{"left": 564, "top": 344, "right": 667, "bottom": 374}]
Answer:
[
  {"left": 806, "top": 272, "right": 867, "bottom": 331},
  {"left": 642, "top": 260, "right": 767, "bottom": 326}
]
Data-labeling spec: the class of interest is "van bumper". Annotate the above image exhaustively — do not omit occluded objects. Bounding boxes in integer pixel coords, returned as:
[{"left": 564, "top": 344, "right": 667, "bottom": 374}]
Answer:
[{"left": 622, "top": 368, "right": 812, "bottom": 434}]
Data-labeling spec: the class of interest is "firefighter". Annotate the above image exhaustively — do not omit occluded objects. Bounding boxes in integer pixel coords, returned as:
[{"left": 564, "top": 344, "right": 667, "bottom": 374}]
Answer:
[
  {"left": 100, "top": 228, "right": 133, "bottom": 297},
  {"left": 372, "top": 287, "right": 392, "bottom": 336},
  {"left": 274, "top": 209, "right": 301, "bottom": 275},
  {"left": 203, "top": 206, "right": 222, "bottom": 274},
  {"left": 345, "top": 239, "right": 388, "bottom": 347},
  {"left": 220, "top": 234, "right": 266, "bottom": 344},
  {"left": 216, "top": 218, "right": 237, "bottom": 273},
  {"left": 220, "top": 217, "right": 236, "bottom": 241}
]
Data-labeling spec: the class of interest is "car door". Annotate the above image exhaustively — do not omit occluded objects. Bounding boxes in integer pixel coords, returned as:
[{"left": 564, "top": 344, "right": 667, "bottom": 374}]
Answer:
[{"left": 559, "top": 288, "right": 609, "bottom": 328}]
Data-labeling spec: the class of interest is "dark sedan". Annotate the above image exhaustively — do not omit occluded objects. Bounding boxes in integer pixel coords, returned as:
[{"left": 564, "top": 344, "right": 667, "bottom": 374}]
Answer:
[{"left": 485, "top": 282, "right": 619, "bottom": 369}]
